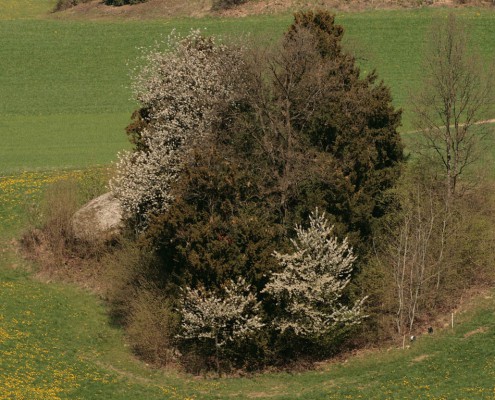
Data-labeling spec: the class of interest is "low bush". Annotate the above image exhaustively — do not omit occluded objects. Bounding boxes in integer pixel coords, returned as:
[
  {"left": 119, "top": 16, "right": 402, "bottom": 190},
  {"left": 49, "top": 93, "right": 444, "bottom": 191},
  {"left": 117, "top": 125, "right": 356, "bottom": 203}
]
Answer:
[
  {"left": 104, "top": 0, "right": 149, "bottom": 6},
  {"left": 21, "top": 168, "right": 111, "bottom": 278},
  {"left": 211, "top": 0, "right": 249, "bottom": 10},
  {"left": 53, "top": 0, "right": 91, "bottom": 12},
  {"left": 100, "top": 240, "right": 183, "bottom": 366},
  {"left": 126, "top": 288, "right": 179, "bottom": 366},
  {"left": 25, "top": 179, "right": 79, "bottom": 261}
]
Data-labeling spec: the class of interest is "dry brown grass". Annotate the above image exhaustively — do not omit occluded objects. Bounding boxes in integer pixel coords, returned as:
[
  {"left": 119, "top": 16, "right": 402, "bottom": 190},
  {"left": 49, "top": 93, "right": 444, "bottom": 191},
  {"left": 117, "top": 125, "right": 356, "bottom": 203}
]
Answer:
[
  {"left": 411, "top": 354, "right": 430, "bottom": 362},
  {"left": 20, "top": 170, "right": 113, "bottom": 291},
  {"left": 50, "top": 0, "right": 212, "bottom": 20}
]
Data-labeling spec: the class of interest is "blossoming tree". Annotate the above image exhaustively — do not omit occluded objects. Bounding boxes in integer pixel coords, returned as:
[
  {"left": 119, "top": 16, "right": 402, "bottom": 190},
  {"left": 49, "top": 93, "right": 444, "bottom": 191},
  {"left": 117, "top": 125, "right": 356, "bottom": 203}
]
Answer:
[
  {"left": 264, "top": 209, "right": 367, "bottom": 340},
  {"left": 179, "top": 277, "right": 263, "bottom": 372},
  {"left": 111, "top": 31, "right": 242, "bottom": 228}
]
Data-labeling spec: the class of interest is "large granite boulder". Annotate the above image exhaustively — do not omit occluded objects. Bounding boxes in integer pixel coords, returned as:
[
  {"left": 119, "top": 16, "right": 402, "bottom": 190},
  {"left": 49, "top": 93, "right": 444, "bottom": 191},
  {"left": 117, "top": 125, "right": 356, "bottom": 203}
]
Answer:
[{"left": 72, "top": 192, "right": 123, "bottom": 241}]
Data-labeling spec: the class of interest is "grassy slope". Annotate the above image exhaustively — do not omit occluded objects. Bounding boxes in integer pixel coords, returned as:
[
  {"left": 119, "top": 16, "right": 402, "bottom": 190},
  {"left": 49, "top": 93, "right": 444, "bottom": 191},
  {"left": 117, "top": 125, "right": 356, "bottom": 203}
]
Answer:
[
  {"left": 0, "top": 0, "right": 55, "bottom": 19},
  {"left": 0, "top": 17, "right": 291, "bottom": 174},
  {"left": 1, "top": 215, "right": 495, "bottom": 399},
  {"left": 1, "top": 1, "right": 495, "bottom": 398},
  {"left": 0, "top": 6, "right": 494, "bottom": 173},
  {"left": 0, "top": 250, "right": 194, "bottom": 400}
]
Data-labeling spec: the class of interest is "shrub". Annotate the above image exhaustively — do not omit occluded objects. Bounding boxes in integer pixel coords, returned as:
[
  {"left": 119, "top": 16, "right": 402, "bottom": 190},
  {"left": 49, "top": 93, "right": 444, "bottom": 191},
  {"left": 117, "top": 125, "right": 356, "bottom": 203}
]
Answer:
[
  {"left": 126, "top": 289, "right": 179, "bottom": 366},
  {"left": 102, "top": 240, "right": 158, "bottom": 319},
  {"left": 261, "top": 210, "right": 367, "bottom": 361},
  {"left": 53, "top": 0, "right": 91, "bottom": 12},
  {"left": 263, "top": 210, "right": 367, "bottom": 342},
  {"left": 26, "top": 179, "right": 79, "bottom": 261},
  {"left": 21, "top": 168, "right": 112, "bottom": 282},
  {"left": 178, "top": 277, "right": 263, "bottom": 373},
  {"left": 211, "top": 0, "right": 249, "bottom": 11},
  {"left": 110, "top": 31, "right": 244, "bottom": 229},
  {"left": 110, "top": 10, "right": 403, "bottom": 371},
  {"left": 371, "top": 159, "right": 495, "bottom": 338},
  {"left": 104, "top": 0, "right": 148, "bottom": 5}
]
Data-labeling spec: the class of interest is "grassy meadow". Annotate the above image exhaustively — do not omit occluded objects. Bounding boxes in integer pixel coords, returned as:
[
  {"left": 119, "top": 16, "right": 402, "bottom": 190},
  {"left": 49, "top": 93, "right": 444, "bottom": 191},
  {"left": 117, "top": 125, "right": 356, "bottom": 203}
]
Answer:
[
  {"left": 1, "top": 0, "right": 495, "bottom": 398},
  {"left": 2, "top": 201, "right": 495, "bottom": 399},
  {"left": 1, "top": 6, "right": 494, "bottom": 173}
]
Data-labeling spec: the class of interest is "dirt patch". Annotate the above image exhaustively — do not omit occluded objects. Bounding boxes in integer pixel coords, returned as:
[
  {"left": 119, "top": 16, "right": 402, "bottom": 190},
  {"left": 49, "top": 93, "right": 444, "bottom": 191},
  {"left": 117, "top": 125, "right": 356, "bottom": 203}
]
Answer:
[
  {"left": 463, "top": 327, "right": 489, "bottom": 338},
  {"left": 411, "top": 354, "right": 430, "bottom": 362},
  {"left": 247, "top": 392, "right": 286, "bottom": 398},
  {"left": 51, "top": 0, "right": 212, "bottom": 20},
  {"left": 50, "top": 0, "right": 494, "bottom": 20}
]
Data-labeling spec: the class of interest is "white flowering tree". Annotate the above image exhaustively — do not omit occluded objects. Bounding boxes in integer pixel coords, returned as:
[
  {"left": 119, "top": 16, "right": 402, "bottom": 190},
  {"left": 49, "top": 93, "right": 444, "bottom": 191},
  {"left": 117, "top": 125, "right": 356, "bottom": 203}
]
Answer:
[
  {"left": 178, "top": 277, "right": 264, "bottom": 372},
  {"left": 110, "top": 30, "right": 243, "bottom": 228},
  {"left": 263, "top": 209, "right": 367, "bottom": 340}
]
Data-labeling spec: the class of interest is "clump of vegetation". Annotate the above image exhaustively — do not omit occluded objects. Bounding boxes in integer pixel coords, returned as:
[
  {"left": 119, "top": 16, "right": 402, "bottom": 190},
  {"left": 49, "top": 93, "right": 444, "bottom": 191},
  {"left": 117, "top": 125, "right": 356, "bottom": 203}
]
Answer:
[
  {"left": 53, "top": 0, "right": 148, "bottom": 12},
  {"left": 211, "top": 0, "right": 249, "bottom": 11},
  {"left": 21, "top": 168, "right": 110, "bottom": 281},
  {"left": 109, "top": 10, "right": 404, "bottom": 372},
  {"left": 27, "top": 9, "right": 494, "bottom": 376},
  {"left": 262, "top": 210, "right": 367, "bottom": 356},
  {"left": 53, "top": 0, "right": 92, "bottom": 12},
  {"left": 104, "top": 0, "right": 149, "bottom": 5},
  {"left": 369, "top": 13, "right": 495, "bottom": 341},
  {"left": 110, "top": 30, "right": 244, "bottom": 228}
]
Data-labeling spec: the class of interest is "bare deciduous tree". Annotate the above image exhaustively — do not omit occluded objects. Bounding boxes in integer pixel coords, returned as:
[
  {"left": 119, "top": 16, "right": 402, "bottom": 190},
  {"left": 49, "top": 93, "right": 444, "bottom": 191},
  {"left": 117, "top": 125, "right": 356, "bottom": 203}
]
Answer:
[
  {"left": 375, "top": 160, "right": 494, "bottom": 338},
  {"left": 392, "top": 16, "right": 495, "bottom": 335},
  {"left": 413, "top": 13, "right": 493, "bottom": 200},
  {"left": 381, "top": 173, "right": 447, "bottom": 336}
]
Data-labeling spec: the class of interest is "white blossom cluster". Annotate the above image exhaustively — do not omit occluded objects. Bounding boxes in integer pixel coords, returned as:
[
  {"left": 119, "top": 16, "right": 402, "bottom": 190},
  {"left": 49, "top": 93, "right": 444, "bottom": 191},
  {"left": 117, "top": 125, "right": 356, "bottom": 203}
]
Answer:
[
  {"left": 179, "top": 278, "right": 264, "bottom": 349},
  {"left": 263, "top": 209, "right": 367, "bottom": 338},
  {"left": 110, "top": 30, "right": 243, "bottom": 227}
]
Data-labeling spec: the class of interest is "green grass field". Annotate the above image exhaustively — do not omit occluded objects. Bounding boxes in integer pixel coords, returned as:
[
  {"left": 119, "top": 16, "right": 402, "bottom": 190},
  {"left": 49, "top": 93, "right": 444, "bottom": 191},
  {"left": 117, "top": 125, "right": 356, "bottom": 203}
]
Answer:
[
  {"left": 1, "top": 210, "right": 495, "bottom": 398},
  {"left": 0, "top": 7, "right": 494, "bottom": 174},
  {"left": 0, "top": 0, "right": 55, "bottom": 20},
  {"left": 1, "top": 1, "right": 495, "bottom": 398}
]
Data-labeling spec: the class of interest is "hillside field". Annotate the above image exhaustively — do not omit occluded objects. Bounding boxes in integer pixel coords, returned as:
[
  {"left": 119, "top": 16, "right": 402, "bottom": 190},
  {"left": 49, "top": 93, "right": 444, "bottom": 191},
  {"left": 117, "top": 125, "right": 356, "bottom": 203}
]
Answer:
[
  {"left": 0, "top": 6, "right": 494, "bottom": 173},
  {"left": 1, "top": 0, "right": 495, "bottom": 398},
  {"left": 2, "top": 194, "right": 495, "bottom": 398}
]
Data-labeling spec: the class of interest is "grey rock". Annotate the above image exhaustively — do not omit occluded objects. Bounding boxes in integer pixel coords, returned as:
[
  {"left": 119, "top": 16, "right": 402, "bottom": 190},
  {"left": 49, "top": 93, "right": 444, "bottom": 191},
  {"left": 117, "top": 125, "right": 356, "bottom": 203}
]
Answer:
[{"left": 72, "top": 192, "right": 123, "bottom": 241}]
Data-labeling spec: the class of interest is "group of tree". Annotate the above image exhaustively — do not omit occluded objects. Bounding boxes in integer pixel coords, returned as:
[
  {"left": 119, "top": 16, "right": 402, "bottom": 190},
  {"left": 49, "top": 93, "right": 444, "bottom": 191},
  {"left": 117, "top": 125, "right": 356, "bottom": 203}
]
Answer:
[
  {"left": 371, "top": 14, "right": 494, "bottom": 338},
  {"left": 108, "top": 10, "right": 406, "bottom": 372},
  {"left": 99, "top": 11, "right": 494, "bottom": 373}
]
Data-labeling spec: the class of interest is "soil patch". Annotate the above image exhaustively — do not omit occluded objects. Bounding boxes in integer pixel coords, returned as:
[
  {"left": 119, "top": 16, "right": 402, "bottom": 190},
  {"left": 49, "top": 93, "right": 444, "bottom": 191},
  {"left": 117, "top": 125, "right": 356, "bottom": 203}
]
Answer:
[
  {"left": 412, "top": 354, "right": 430, "bottom": 362},
  {"left": 50, "top": 0, "right": 494, "bottom": 20}
]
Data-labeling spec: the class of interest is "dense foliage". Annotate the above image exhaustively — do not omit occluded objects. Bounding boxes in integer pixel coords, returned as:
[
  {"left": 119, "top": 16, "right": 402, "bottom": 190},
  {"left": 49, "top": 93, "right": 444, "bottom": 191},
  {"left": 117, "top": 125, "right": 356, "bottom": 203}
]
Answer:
[
  {"left": 110, "top": 11, "right": 404, "bottom": 371},
  {"left": 54, "top": 0, "right": 147, "bottom": 12},
  {"left": 111, "top": 32, "right": 243, "bottom": 228},
  {"left": 53, "top": 0, "right": 91, "bottom": 12},
  {"left": 263, "top": 210, "right": 366, "bottom": 340},
  {"left": 227, "top": 11, "right": 404, "bottom": 248},
  {"left": 211, "top": 0, "right": 249, "bottom": 11},
  {"left": 179, "top": 277, "right": 263, "bottom": 372},
  {"left": 104, "top": 0, "right": 148, "bottom": 5}
]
